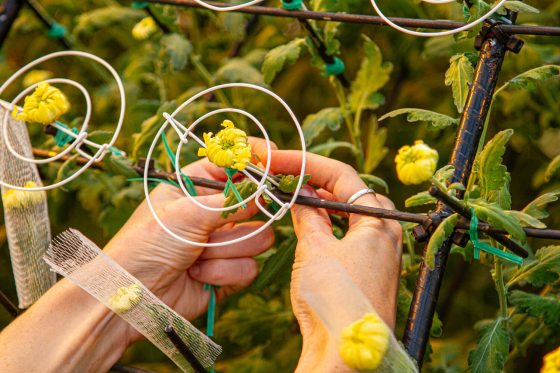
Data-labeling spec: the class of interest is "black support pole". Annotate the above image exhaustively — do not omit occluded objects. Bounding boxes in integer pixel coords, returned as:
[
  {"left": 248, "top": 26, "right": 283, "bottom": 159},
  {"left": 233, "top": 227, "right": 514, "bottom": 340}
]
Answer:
[
  {"left": 0, "top": 0, "right": 23, "bottom": 48},
  {"left": 402, "top": 24, "right": 514, "bottom": 367}
]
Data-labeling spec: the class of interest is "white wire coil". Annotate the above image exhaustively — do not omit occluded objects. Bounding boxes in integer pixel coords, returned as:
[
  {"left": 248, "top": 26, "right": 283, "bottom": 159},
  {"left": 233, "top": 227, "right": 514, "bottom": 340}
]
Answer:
[{"left": 144, "top": 83, "right": 306, "bottom": 248}]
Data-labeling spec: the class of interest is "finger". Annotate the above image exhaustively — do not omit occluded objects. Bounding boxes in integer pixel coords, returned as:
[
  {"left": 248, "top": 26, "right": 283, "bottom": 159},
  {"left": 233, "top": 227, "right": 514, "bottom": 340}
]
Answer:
[
  {"left": 292, "top": 186, "right": 333, "bottom": 245},
  {"left": 202, "top": 221, "right": 275, "bottom": 259},
  {"left": 188, "top": 258, "right": 258, "bottom": 288}
]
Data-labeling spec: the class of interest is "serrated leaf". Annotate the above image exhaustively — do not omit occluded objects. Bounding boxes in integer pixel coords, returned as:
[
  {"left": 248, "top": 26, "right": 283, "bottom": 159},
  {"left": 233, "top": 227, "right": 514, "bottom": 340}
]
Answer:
[
  {"left": 522, "top": 190, "right": 560, "bottom": 220},
  {"left": 308, "top": 140, "right": 354, "bottom": 157},
  {"left": 425, "top": 214, "right": 459, "bottom": 270},
  {"left": 277, "top": 174, "right": 311, "bottom": 194},
  {"left": 360, "top": 174, "right": 389, "bottom": 194},
  {"left": 73, "top": 6, "right": 143, "bottom": 36},
  {"left": 503, "top": 1, "right": 540, "bottom": 14},
  {"left": 132, "top": 101, "right": 177, "bottom": 160},
  {"left": 216, "top": 58, "right": 265, "bottom": 86},
  {"left": 510, "top": 290, "right": 560, "bottom": 327},
  {"left": 103, "top": 154, "right": 138, "bottom": 179},
  {"left": 364, "top": 118, "right": 388, "bottom": 174},
  {"left": 348, "top": 35, "right": 393, "bottom": 112},
  {"left": 445, "top": 54, "right": 474, "bottom": 113},
  {"left": 495, "top": 65, "right": 560, "bottom": 96},
  {"left": 55, "top": 154, "right": 79, "bottom": 192},
  {"left": 262, "top": 38, "right": 306, "bottom": 84},
  {"left": 504, "top": 210, "right": 546, "bottom": 229},
  {"left": 253, "top": 237, "right": 297, "bottom": 291},
  {"left": 508, "top": 245, "right": 560, "bottom": 287},
  {"left": 468, "top": 317, "right": 510, "bottom": 373},
  {"left": 222, "top": 179, "right": 258, "bottom": 218},
  {"left": 477, "top": 129, "right": 513, "bottom": 209},
  {"left": 405, "top": 191, "right": 437, "bottom": 208},
  {"left": 469, "top": 200, "right": 525, "bottom": 242},
  {"left": 159, "top": 33, "right": 192, "bottom": 71},
  {"left": 87, "top": 130, "right": 114, "bottom": 144},
  {"left": 379, "top": 108, "right": 459, "bottom": 129},
  {"left": 302, "top": 107, "right": 343, "bottom": 146},
  {"left": 544, "top": 155, "right": 560, "bottom": 182}
]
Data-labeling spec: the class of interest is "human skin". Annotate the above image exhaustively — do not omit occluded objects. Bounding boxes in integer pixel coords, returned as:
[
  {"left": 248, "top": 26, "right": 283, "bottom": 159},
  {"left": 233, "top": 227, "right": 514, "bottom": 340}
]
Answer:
[{"left": 0, "top": 139, "right": 401, "bottom": 373}]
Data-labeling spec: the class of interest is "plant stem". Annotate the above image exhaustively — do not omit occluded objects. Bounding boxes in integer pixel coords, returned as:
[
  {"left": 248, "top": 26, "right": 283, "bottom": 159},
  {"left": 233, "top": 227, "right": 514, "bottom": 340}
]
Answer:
[
  {"left": 493, "top": 255, "right": 508, "bottom": 319},
  {"left": 509, "top": 324, "right": 547, "bottom": 360}
]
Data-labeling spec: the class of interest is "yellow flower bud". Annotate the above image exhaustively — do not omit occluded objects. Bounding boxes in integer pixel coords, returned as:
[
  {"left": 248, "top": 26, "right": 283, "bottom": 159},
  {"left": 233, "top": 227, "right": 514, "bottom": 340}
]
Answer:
[
  {"left": 132, "top": 17, "right": 157, "bottom": 40},
  {"left": 2, "top": 181, "right": 46, "bottom": 210},
  {"left": 395, "top": 140, "right": 438, "bottom": 185},
  {"left": 198, "top": 120, "right": 252, "bottom": 171},
  {"left": 22, "top": 70, "right": 53, "bottom": 88},
  {"left": 339, "top": 312, "right": 390, "bottom": 371},
  {"left": 107, "top": 284, "right": 143, "bottom": 314},
  {"left": 12, "top": 82, "right": 70, "bottom": 125},
  {"left": 542, "top": 347, "right": 560, "bottom": 373}
]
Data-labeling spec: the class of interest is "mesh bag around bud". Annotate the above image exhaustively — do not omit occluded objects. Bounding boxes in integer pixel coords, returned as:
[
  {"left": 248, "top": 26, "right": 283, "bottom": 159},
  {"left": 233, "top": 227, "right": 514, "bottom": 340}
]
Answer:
[
  {"left": 44, "top": 229, "right": 221, "bottom": 372},
  {"left": 299, "top": 257, "right": 418, "bottom": 372},
  {"left": 0, "top": 104, "right": 55, "bottom": 308}
]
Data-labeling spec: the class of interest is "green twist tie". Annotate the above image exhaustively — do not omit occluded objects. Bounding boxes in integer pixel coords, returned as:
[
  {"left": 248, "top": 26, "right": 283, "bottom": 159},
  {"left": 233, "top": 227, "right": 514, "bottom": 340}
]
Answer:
[
  {"left": 224, "top": 168, "right": 246, "bottom": 208},
  {"left": 109, "top": 147, "right": 126, "bottom": 156},
  {"left": 161, "top": 132, "right": 197, "bottom": 196},
  {"left": 469, "top": 208, "right": 523, "bottom": 265},
  {"left": 203, "top": 284, "right": 216, "bottom": 337},
  {"left": 47, "top": 23, "right": 67, "bottom": 39},
  {"left": 281, "top": 0, "right": 303, "bottom": 10},
  {"left": 131, "top": 1, "right": 149, "bottom": 8},
  {"left": 323, "top": 57, "right": 346, "bottom": 76},
  {"left": 54, "top": 122, "right": 78, "bottom": 147}
]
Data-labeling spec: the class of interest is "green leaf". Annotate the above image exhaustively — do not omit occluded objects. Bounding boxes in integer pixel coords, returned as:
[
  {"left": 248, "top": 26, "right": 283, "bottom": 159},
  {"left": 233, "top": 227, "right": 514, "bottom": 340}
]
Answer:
[
  {"left": 405, "top": 191, "right": 437, "bottom": 208},
  {"left": 73, "top": 6, "right": 143, "bottom": 36},
  {"left": 253, "top": 237, "right": 297, "bottom": 291},
  {"left": 132, "top": 101, "right": 177, "bottom": 160},
  {"left": 434, "top": 165, "right": 455, "bottom": 184},
  {"left": 364, "top": 118, "right": 388, "bottom": 174},
  {"left": 222, "top": 179, "right": 258, "bottom": 218},
  {"left": 544, "top": 155, "right": 560, "bottom": 182},
  {"left": 495, "top": 65, "right": 560, "bottom": 96},
  {"left": 54, "top": 154, "right": 79, "bottom": 192},
  {"left": 503, "top": 1, "right": 540, "bottom": 14},
  {"left": 510, "top": 290, "right": 560, "bottom": 327},
  {"left": 216, "top": 58, "right": 266, "bottom": 86},
  {"left": 103, "top": 154, "right": 139, "bottom": 179},
  {"left": 508, "top": 246, "right": 560, "bottom": 287},
  {"left": 302, "top": 107, "right": 343, "bottom": 146},
  {"left": 87, "top": 130, "right": 114, "bottom": 144},
  {"left": 425, "top": 214, "right": 459, "bottom": 270},
  {"left": 348, "top": 35, "right": 393, "bottom": 112},
  {"left": 522, "top": 190, "right": 560, "bottom": 220},
  {"left": 468, "top": 318, "right": 510, "bottom": 373},
  {"left": 360, "top": 174, "right": 389, "bottom": 194},
  {"left": 159, "top": 34, "right": 192, "bottom": 71},
  {"left": 379, "top": 108, "right": 459, "bottom": 129},
  {"left": 504, "top": 210, "right": 546, "bottom": 229},
  {"left": 262, "top": 38, "right": 306, "bottom": 84},
  {"left": 469, "top": 200, "right": 525, "bottom": 242},
  {"left": 308, "top": 140, "right": 354, "bottom": 157},
  {"left": 444, "top": 54, "right": 475, "bottom": 113},
  {"left": 477, "top": 129, "right": 513, "bottom": 209},
  {"left": 277, "top": 174, "right": 311, "bottom": 194}
]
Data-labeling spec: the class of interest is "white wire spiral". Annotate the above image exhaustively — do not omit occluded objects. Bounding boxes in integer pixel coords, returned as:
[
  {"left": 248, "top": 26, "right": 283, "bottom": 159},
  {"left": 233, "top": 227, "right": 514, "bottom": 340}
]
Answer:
[
  {"left": 191, "top": 0, "right": 264, "bottom": 11},
  {"left": 143, "top": 83, "right": 306, "bottom": 248},
  {"left": 370, "top": 0, "right": 509, "bottom": 37},
  {"left": 0, "top": 50, "right": 125, "bottom": 191}
]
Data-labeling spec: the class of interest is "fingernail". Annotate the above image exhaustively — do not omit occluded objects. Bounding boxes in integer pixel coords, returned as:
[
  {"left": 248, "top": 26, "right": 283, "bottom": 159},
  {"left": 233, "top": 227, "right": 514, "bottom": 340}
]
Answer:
[
  {"left": 189, "top": 263, "right": 201, "bottom": 277},
  {"left": 299, "top": 185, "right": 318, "bottom": 198}
]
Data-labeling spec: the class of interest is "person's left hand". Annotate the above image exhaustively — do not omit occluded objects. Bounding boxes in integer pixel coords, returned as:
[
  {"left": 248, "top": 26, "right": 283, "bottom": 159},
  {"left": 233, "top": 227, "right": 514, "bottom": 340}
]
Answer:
[{"left": 104, "top": 138, "right": 275, "bottom": 344}]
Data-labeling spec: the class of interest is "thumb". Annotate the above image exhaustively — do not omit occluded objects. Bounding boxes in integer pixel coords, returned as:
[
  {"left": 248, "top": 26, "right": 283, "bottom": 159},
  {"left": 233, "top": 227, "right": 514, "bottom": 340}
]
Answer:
[{"left": 291, "top": 186, "right": 333, "bottom": 244}]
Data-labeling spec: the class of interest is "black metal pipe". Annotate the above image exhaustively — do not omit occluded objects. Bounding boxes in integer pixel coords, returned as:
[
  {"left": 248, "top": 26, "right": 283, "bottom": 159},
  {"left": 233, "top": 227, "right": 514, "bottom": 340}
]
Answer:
[
  {"left": 403, "top": 27, "right": 512, "bottom": 366},
  {"left": 0, "top": 0, "right": 24, "bottom": 48},
  {"left": 25, "top": 0, "right": 72, "bottom": 49},
  {"left": 147, "top": 0, "right": 560, "bottom": 37},
  {"left": 0, "top": 289, "right": 19, "bottom": 318},
  {"left": 164, "top": 325, "right": 207, "bottom": 373}
]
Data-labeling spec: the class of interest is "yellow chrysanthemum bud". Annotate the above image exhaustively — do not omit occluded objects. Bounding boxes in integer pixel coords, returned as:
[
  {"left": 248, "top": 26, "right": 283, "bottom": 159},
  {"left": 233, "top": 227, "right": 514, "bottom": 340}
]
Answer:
[
  {"left": 542, "top": 347, "right": 560, "bottom": 373},
  {"left": 339, "top": 312, "right": 390, "bottom": 370},
  {"left": 2, "top": 181, "right": 45, "bottom": 210},
  {"left": 198, "top": 120, "right": 252, "bottom": 171},
  {"left": 22, "top": 70, "right": 53, "bottom": 88},
  {"left": 395, "top": 140, "right": 439, "bottom": 185},
  {"left": 12, "top": 82, "right": 70, "bottom": 125},
  {"left": 107, "top": 284, "right": 143, "bottom": 314},
  {"left": 132, "top": 17, "right": 157, "bottom": 40}
]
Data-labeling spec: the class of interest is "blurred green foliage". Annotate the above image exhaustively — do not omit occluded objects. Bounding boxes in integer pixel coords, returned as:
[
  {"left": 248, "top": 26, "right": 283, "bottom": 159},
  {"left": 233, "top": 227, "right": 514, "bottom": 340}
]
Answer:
[{"left": 0, "top": 0, "right": 560, "bottom": 372}]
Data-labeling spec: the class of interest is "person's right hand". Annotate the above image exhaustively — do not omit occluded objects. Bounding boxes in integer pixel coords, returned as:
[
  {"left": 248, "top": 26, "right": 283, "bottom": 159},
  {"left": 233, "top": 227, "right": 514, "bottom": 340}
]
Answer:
[{"left": 256, "top": 150, "right": 403, "bottom": 372}]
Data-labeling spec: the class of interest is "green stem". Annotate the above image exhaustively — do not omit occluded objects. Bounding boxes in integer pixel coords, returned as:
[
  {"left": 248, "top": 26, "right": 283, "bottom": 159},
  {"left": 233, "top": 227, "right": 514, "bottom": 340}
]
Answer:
[
  {"left": 493, "top": 255, "right": 508, "bottom": 319},
  {"left": 509, "top": 324, "right": 546, "bottom": 360}
]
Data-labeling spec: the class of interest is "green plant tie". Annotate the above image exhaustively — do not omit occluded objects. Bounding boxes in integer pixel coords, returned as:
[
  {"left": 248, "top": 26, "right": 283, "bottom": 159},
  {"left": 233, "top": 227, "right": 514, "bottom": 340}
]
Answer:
[
  {"left": 469, "top": 208, "right": 523, "bottom": 265},
  {"left": 281, "top": 0, "right": 303, "bottom": 10},
  {"left": 161, "top": 132, "right": 197, "bottom": 196},
  {"left": 323, "top": 57, "right": 346, "bottom": 76},
  {"left": 224, "top": 167, "right": 246, "bottom": 208},
  {"left": 109, "top": 147, "right": 126, "bottom": 156},
  {"left": 47, "top": 23, "right": 67, "bottom": 39},
  {"left": 203, "top": 283, "right": 216, "bottom": 337},
  {"left": 131, "top": 1, "right": 149, "bottom": 8},
  {"left": 54, "top": 121, "right": 78, "bottom": 147}
]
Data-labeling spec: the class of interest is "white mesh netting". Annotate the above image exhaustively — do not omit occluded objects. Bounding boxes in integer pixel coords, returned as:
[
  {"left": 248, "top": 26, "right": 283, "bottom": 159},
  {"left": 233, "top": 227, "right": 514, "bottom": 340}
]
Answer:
[
  {"left": 0, "top": 104, "right": 55, "bottom": 309},
  {"left": 43, "top": 229, "right": 221, "bottom": 372}
]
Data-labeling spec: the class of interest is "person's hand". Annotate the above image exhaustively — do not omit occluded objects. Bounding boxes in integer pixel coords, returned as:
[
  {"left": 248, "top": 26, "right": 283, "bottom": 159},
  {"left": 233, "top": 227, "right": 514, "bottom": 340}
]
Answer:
[
  {"left": 104, "top": 138, "right": 276, "bottom": 344},
  {"left": 254, "top": 150, "right": 403, "bottom": 372}
]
